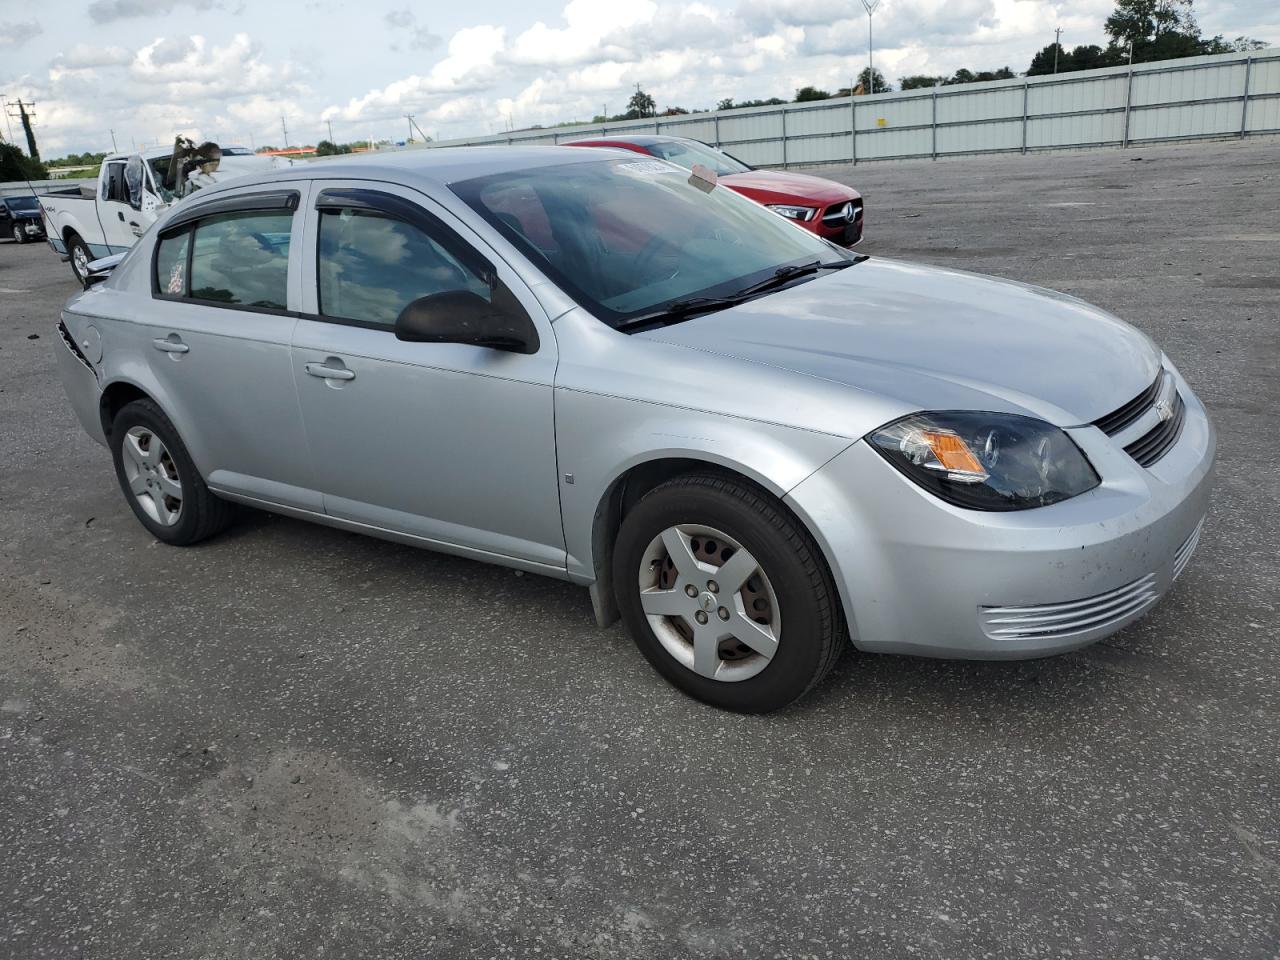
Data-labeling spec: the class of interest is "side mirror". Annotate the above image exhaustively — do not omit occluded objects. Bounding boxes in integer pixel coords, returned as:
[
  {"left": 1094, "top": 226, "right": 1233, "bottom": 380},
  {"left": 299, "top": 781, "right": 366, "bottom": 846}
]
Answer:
[{"left": 394, "top": 290, "right": 538, "bottom": 354}]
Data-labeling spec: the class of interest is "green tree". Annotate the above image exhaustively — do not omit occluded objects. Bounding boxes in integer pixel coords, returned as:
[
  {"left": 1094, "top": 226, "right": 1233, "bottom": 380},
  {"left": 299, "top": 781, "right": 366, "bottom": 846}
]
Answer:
[
  {"left": 626, "top": 88, "right": 656, "bottom": 119},
  {"left": 857, "top": 67, "right": 889, "bottom": 93},
  {"left": 314, "top": 139, "right": 352, "bottom": 156},
  {"left": 0, "top": 143, "right": 48, "bottom": 180},
  {"left": 899, "top": 74, "right": 946, "bottom": 89},
  {"left": 794, "top": 86, "right": 832, "bottom": 101},
  {"left": 716, "top": 97, "right": 735, "bottom": 111}
]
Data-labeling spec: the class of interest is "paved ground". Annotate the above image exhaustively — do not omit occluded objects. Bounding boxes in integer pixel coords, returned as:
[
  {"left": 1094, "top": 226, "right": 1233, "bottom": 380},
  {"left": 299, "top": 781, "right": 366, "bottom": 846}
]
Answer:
[{"left": 2, "top": 139, "right": 1277, "bottom": 960}]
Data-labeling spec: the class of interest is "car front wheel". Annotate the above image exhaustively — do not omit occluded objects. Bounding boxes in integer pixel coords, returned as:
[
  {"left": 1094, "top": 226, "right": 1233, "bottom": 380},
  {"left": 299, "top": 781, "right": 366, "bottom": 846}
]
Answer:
[
  {"left": 613, "top": 473, "right": 844, "bottom": 712},
  {"left": 12, "top": 223, "right": 26, "bottom": 244},
  {"left": 110, "top": 399, "right": 235, "bottom": 545}
]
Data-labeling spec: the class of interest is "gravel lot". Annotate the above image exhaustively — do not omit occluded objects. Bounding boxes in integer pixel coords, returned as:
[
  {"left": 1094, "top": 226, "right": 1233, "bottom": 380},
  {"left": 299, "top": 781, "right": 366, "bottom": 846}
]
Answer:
[{"left": 2, "top": 138, "right": 1277, "bottom": 959}]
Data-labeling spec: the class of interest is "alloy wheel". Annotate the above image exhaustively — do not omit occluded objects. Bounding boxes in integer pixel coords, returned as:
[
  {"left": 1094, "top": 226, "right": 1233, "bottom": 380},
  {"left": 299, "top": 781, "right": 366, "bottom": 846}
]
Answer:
[
  {"left": 121, "top": 426, "right": 183, "bottom": 526},
  {"left": 637, "top": 523, "right": 781, "bottom": 682},
  {"left": 72, "top": 245, "right": 89, "bottom": 279}
]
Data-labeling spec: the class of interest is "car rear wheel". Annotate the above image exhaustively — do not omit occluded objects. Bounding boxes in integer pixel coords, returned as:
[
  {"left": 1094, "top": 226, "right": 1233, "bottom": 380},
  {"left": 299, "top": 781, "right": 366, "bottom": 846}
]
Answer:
[
  {"left": 110, "top": 399, "right": 235, "bottom": 546},
  {"left": 613, "top": 473, "right": 844, "bottom": 712},
  {"left": 67, "top": 233, "right": 91, "bottom": 284}
]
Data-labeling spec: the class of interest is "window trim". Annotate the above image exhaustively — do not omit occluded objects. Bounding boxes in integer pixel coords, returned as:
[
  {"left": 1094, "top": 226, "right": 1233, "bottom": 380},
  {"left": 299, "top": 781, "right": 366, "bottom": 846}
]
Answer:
[
  {"left": 307, "top": 187, "right": 502, "bottom": 331},
  {"left": 150, "top": 191, "right": 299, "bottom": 314}
]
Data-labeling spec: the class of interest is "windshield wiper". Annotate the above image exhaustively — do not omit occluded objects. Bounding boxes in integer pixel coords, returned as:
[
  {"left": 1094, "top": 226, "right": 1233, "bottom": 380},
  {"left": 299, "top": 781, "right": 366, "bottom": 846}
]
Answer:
[
  {"left": 729, "top": 258, "right": 858, "bottom": 300},
  {"left": 614, "top": 296, "right": 745, "bottom": 332},
  {"left": 614, "top": 257, "right": 865, "bottom": 333}
]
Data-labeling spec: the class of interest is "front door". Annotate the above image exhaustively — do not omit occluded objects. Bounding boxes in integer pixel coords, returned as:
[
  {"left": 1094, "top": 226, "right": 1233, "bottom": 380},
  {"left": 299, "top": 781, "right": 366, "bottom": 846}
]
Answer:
[{"left": 290, "top": 182, "right": 565, "bottom": 572}]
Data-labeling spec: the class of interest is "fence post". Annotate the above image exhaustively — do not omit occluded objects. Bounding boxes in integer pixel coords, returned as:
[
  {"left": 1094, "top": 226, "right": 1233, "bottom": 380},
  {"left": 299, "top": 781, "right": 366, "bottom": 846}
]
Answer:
[
  {"left": 851, "top": 97, "right": 857, "bottom": 165},
  {"left": 1122, "top": 64, "right": 1135, "bottom": 147},
  {"left": 931, "top": 88, "right": 938, "bottom": 160},
  {"left": 1021, "top": 81, "right": 1029, "bottom": 154},
  {"left": 1240, "top": 56, "right": 1254, "bottom": 138},
  {"left": 714, "top": 112, "right": 721, "bottom": 147},
  {"left": 781, "top": 108, "right": 788, "bottom": 168}
]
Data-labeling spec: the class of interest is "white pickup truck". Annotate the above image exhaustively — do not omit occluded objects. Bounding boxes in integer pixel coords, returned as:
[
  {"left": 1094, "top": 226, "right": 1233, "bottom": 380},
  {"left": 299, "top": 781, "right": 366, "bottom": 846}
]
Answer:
[{"left": 40, "top": 143, "right": 292, "bottom": 283}]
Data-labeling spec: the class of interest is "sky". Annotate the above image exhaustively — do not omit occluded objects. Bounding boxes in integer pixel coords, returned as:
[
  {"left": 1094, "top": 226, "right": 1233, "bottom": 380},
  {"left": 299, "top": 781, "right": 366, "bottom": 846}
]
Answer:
[{"left": 1, "top": 0, "right": 1275, "bottom": 157}]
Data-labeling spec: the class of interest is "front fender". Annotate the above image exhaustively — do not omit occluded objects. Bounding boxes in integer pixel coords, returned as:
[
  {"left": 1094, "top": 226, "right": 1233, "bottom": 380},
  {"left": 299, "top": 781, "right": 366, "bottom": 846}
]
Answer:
[{"left": 555, "top": 386, "right": 853, "bottom": 583}]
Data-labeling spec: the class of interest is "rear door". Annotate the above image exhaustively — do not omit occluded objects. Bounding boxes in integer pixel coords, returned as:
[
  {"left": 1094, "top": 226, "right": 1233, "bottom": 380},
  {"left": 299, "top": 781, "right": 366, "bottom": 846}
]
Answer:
[
  {"left": 289, "top": 180, "right": 565, "bottom": 572},
  {"left": 139, "top": 184, "right": 319, "bottom": 510},
  {"left": 98, "top": 159, "right": 139, "bottom": 255}
]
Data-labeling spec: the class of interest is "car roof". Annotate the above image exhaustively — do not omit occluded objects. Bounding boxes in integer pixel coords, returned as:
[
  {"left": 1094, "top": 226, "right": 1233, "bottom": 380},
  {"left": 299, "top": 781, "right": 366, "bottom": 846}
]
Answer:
[{"left": 191, "top": 144, "right": 635, "bottom": 197}]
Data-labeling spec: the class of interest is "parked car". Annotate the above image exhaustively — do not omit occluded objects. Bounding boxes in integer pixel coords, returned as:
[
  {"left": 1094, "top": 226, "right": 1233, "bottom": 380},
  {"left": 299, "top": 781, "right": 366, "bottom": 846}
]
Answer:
[
  {"left": 566, "top": 134, "right": 864, "bottom": 245},
  {"left": 1, "top": 194, "right": 46, "bottom": 244},
  {"left": 52, "top": 147, "right": 1213, "bottom": 712},
  {"left": 39, "top": 142, "right": 291, "bottom": 284}
]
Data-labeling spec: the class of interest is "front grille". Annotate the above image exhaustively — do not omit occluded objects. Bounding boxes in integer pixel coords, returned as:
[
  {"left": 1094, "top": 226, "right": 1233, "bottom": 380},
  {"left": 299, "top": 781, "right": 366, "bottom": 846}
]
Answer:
[
  {"left": 821, "top": 200, "right": 863, "bottom": 225},
  {"left": 1173, "top": 517, "right": 1204, "bottom": 581},
  {"left": 1124, "top": 392, "right": 1185, "bottom": 466},
  {"left": 979, "top": 573, "right": 1159, "bottom": 641},
  {"left": 1094, "top": 375, "right": 1162, "bottom": 436}
]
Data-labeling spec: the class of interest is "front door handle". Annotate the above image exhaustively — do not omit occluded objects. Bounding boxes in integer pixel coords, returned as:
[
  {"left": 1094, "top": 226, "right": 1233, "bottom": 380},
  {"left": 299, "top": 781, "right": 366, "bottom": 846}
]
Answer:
[
  {"left": 118, "top": 211, "right": 126, "bottom": 221},
  {"left": 152, "top": 336, "right": 189, "bottom": 354},
  {"left": 305, "top": 362, "right": 356, "bottom": 381}
]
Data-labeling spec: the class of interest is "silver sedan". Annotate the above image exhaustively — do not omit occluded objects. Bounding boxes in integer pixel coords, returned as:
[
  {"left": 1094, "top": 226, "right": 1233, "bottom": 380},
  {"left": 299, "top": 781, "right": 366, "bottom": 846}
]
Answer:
[{"left": 54, "top": 146, "right": 1214, "bottom": 712}]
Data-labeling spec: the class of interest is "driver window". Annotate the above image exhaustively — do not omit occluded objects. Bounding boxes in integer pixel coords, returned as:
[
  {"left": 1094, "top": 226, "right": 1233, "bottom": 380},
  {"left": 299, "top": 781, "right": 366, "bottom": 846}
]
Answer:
[{"left": 317, "top": 207, "right": 490, "bottom": 328}]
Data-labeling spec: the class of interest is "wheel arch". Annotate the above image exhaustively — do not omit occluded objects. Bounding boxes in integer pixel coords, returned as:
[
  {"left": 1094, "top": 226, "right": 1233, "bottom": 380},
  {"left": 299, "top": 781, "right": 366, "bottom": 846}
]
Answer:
[
  {"left": 98, "top": 379, "right": 154, "bottom": 440},
  {"left": 583, "top": 452, "right": 843, "bottom": 631}
]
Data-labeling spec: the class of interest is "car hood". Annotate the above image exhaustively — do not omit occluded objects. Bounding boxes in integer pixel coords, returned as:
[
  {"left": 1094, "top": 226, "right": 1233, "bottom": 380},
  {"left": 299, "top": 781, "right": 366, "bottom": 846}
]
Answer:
[
  {"left": 719, "top": 170, "right": 858, "bottom": 206},
  {"left": 637, "top": 258, "right": 1162, "bottom": 428}
]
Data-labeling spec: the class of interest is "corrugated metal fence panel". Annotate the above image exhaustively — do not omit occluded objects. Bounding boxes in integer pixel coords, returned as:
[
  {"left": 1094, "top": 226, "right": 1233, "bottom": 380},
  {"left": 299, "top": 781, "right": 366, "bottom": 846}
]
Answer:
[
  {"left": 856, "top": 96, "right": 932, "bottom": 131},
  {"left": 938, "top": 118, "right": 1022, "bottom": 153},
  {"left": 1245, "top": 96, "right": 1280, "bottom": 133},
  {"left": 1028, "top": 74, "right": 1128, "bottom": 116},
  {"left": 1131, "top": 61, "right": 1247, "bottom": 106},
  {"left": 429, "top": 48, "right": 1279, "bottom": 162},
  {"left": 1252, "top": 57, "right": 1280, "bottom": 95},
  {"left": 938, "top": 87, "right": 1024, "bottom": 123},
  {"left": 788, "top": 101, "right": 856, "bottom": 136},
  {"left": 1027, "top": 110, "right": 1124, "bottom": 148},
  {"left": 1131, "top": 101, "right": 1243, "bottom": 141}
]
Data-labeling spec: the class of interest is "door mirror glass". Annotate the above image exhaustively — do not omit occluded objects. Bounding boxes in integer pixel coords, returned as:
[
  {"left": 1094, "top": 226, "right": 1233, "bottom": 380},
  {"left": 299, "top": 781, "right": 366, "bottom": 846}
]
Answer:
[{"left": 394, "top": 290, "right": 538, "bottom": 354}]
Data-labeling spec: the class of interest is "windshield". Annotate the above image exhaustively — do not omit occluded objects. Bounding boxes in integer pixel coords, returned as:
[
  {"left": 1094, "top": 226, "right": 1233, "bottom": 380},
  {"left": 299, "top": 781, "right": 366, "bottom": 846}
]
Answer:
[
  {"left": 5, "top": 196, "right": 39, "bottom": 213},
  {"left": 644, "top": 139, "right": 750, "bottom": 176},
  {"left": 452, "top": 158, "right": 848, "bottom": 328}
]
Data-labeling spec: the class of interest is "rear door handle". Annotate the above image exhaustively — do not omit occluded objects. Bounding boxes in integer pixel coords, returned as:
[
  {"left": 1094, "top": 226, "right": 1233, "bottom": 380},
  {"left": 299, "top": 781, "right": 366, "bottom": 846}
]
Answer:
[
  {"left": 305, "top": 362, "right": 356, "bottom": 381},
  {"left": 152, "top": 336, "right": 189, "bottom": 354}
]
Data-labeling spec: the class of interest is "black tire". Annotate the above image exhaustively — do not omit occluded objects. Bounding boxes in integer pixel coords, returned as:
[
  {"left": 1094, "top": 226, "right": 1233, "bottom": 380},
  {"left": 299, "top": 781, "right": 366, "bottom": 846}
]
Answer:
[
  {"left": 110, "top": 398, "right": 235, "bottom": 545},
  {"left": 613, "top": 473, "right": 844, "bottom": 713},
  {"left": 66, "top": 232, "right": 90, "bottom": 284},
  {"left": 12, "top": 224, "right": 26, "bottom": 244}
]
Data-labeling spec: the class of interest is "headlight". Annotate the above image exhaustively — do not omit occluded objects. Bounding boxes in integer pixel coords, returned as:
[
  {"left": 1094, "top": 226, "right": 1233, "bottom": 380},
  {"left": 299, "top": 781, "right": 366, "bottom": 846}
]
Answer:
[
  {"left": 869, "top": 411, "right": 1100, "bottom": 511},
  {"left": 766, "top": 204, "right": 817, "bottom": 222}
]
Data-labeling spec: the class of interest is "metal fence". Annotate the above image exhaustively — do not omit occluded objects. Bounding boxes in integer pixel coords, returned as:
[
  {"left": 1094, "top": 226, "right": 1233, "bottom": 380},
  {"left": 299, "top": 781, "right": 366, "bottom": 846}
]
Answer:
[{"left": 431, "top": 47, "right": 1280, "bottom": 167}]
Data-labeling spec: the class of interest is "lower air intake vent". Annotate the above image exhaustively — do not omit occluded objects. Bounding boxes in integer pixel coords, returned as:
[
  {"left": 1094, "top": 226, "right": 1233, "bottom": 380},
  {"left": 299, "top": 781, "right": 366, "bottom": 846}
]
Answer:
[
  {"left": 980, "top": 574, "right": 1159, "bottom": 642},
  {"left": 1173, "top": 517, "right": 1204, "bottom": 581}
]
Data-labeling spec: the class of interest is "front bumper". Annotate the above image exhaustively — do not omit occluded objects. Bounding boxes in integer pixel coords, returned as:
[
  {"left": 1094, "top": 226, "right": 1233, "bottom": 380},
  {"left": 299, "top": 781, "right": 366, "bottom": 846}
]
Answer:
[{"left": 785, "top": 368, "right": 1215, "bottom": 659}]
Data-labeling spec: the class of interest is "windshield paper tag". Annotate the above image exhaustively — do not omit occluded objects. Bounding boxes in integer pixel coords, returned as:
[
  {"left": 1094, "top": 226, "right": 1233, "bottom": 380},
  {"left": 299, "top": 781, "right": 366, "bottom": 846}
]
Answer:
[{"left": 616, "top": 160, "right": 683, "bottom": 177}]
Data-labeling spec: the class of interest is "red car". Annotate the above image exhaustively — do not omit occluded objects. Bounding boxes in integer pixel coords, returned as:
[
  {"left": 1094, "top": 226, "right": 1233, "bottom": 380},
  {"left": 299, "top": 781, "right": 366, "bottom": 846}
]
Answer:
[{"left": 565, "top": 134, "right": 864, "bottom": 246}]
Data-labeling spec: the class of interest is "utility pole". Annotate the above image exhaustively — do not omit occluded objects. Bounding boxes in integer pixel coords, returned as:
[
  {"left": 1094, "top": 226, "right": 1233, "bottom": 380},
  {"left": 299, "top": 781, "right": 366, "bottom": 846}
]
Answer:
[
  {"left": 326, "top": 119, "right": 334, "bottom": 143},
  {"left": 109, "top": 128, "right": 118, "bottom": 151},
  {"left": 6, "top": 99, "right": 40, "bottom": 160},
  {"left": 860, "top": 0, "right": 882, "bottom": 94},
  {"left": 1053, "top": 27, "right": 1062, "bottom": 73},
  {"left": 405, "top": 113, "right": 429, "bottom": 143},
  {"left": 280, "top": 114, "right": 289, "bottom": 149}
]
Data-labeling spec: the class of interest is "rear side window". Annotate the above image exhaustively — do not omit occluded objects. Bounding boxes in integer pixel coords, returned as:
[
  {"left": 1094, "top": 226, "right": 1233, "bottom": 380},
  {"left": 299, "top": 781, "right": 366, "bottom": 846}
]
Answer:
[
  {"left": 102, "top": 162, "right": 128, "bottom": 203},
  {"left": 317, "top": 208, "right": 489, "bottom": 327},
  {"left": 155, "top": 209, "right": 292, "bottom": 309}
]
